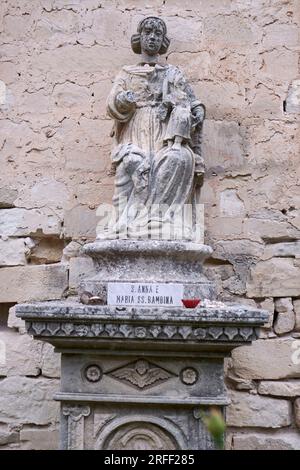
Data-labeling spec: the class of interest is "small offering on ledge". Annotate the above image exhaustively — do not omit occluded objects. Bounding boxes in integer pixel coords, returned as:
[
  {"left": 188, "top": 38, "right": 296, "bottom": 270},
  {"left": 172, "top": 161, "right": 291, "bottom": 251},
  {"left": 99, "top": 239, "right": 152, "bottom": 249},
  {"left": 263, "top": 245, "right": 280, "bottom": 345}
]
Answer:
[{"left": 181, "top": 299, "right": 201, "bottom": 308}]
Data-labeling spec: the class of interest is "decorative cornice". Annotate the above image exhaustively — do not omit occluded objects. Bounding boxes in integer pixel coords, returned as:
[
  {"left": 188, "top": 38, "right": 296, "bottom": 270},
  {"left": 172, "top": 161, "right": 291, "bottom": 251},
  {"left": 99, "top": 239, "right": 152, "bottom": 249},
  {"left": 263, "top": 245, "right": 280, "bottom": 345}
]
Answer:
[{"left": 26, "top": 320, "right": 257, "bottom": 342}]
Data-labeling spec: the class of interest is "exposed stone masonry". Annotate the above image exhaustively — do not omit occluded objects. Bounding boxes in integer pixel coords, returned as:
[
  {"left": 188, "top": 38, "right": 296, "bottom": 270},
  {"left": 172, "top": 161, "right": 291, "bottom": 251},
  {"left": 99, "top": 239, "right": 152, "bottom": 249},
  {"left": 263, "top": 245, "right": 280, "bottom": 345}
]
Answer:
[{"left": 0, "top": 0, "right": 299, "bottom": 450}]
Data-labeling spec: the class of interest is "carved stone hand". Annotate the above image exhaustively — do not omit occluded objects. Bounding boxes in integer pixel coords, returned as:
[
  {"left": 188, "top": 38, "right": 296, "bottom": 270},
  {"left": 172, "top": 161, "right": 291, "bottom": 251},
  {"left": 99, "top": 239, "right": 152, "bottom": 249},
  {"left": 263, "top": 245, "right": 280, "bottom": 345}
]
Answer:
[{"left": 116, "top": 90, "right": 136, "bottom": 113}]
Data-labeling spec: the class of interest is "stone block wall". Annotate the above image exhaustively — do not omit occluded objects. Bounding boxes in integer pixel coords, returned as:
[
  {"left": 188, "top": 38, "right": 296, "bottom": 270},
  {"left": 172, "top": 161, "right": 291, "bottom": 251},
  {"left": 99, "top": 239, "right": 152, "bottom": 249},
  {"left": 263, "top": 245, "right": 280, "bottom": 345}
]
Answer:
[{"left": 0, "top": 0, "right": 299, "bottom": 450}]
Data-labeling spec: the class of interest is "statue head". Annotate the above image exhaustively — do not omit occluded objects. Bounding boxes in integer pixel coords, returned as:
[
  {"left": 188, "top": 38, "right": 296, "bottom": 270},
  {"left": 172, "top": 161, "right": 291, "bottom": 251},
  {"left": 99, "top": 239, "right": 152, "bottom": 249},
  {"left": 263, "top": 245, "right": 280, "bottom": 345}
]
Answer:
[{"left": 131, "top": 17, "right": 170, "bottom": 56}]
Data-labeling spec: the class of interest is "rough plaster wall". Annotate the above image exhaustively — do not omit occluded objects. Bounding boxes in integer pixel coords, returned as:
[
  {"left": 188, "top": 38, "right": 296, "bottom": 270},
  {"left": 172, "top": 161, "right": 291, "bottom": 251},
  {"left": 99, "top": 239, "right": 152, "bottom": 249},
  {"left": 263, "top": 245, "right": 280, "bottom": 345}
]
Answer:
[{"left": 0, "top": 0, "right": 299, "bottom": 450}]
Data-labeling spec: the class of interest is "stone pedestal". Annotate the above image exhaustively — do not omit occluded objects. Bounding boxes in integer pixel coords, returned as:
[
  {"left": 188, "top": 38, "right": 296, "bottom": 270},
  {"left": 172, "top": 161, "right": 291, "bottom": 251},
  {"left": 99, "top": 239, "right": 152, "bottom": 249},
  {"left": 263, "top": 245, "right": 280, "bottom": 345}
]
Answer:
[
  {"left": 16, "top": 239, "right": 268, "bottom": 449},
  {"left": 80, "top": 240, "right": 215, "bottom": 302},
  {"left": 16, "top": 301, "right": 268, "bottom": 450}
]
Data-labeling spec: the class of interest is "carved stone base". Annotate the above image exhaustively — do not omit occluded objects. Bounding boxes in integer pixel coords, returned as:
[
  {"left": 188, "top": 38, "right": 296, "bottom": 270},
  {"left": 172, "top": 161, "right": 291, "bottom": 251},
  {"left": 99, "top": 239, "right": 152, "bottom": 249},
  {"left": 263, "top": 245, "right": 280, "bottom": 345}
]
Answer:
[
  {"left": 16, "top": 301, "right": 268, "bottom": 450},
  {"left": 80, "top": 240, "right": 216, "bottom": 302}
]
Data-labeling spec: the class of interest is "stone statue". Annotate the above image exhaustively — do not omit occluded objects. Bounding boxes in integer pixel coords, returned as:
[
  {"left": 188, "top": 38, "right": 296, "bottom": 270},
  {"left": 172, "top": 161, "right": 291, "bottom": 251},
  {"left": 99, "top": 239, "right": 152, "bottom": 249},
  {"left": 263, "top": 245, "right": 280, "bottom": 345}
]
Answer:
[{"left": 99, "top": 16, "right": 205, "bottom": 241}]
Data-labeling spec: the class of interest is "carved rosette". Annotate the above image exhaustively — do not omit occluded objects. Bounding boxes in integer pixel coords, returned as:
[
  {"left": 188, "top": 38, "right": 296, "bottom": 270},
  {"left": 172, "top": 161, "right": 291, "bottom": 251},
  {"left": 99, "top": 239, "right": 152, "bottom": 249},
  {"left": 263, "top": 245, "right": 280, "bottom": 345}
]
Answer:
[
  {"left": 84, "top": 364, "right": 103, "bottom": 383},
  {"left": 180, "top": 367, "right": 198, "bottom": 385}
]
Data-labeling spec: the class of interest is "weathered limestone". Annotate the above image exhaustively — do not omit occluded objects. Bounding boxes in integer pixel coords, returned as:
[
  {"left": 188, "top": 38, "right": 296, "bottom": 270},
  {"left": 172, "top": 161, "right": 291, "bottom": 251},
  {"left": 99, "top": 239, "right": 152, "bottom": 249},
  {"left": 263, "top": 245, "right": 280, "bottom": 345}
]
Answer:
[
  {"left": 63, "top": 205, "right": 98, "bottom": 239},
  {"left": 226, "top": 369, "right": 256, "bottom": 392},
  {"left": 0, "top": 377, "right": 60, "bottom": 425},
  {"left": 63, "top": 121, "right": 111, "bottom": 173},
  {"left": 247, "top": 259, "right": 300, "bottom": 298},
  {"left": 231, "top": 339, "right": 300, "bottom": 380},
  {"left": 227, "top": 391, "right": 292, "bottom": 428},
  {"left": 259, "top": 298, "right": 274, "bottom": 329},
  {"left": 243, "top": 218, "right": 300, "bottom": 244},
  {"left": 7, "top": 305, "right": 26, "bottom": 333},
  {"left": 0, "top": 186, "right": 17, "bottom": 208},
  {"left": 220, "top": 189, "right": 245, "bottom": 217},
  {"left": 69, "top": 256, "right": 96, "bottom": 293},
  {"left": 275, "top": 297, "right": 294, "bottom": 313},
  {"left": 274, "top": 298, "right": 295, "bottom": 335},
  {"left": 212, "top": 239, "right": 264, "bottom": 262},
  {"left": 15, "top": 179, "right": 69, "bottom": 211},
  {"left": 0, "top": 208, "right": 62, "bottom": 237},
  {"left": 20, "top": 428, "right": 59, "bottom": 451},
  {"left": 263, "top": 23, "right": 299, "bottom": 49},
  {"left": 285, "top": 79, "right": 300, "bottom": 114},
  {"left": 258, "top": 381, "right": 300, "bottom": 398},
  {"left": 231, "top": 431, "right": 300, "bottom": 450},
  {"left": 262, "top": 241, "right": 300, "bottom": 260},
  {"left": 62, "top": 240, "right": 83, "bottom": 261},
  {"left": 294, "top": 300, "right": 300, "bottom": 332},
  {"left": 202, "top": 120, "right": 245, "bottom": 172},
  {"left": 0, "top": 322, "right": 60, "bottom": 379},
  {"left": 0, "top": 238, "right": 35, "bottom": 267},
  {"left": 262, "top": 49, "right": 298, "bottom": 83},
  {"left": 0, "top": 330, "right": 42, "bottom": 377},
  {"left": 41, "top": 343, "right": 61, "bottom": 379},
  {"left": 0, "top": 428, "right": 19, "bottom": 446},
  {"left": 29, "top": 238, "right": 65, "bottom": 265},
  {"left": 0, "top": 80, "right": 6, "bottom": 105},
  {"left": 0, "top": 264, "right": 68, "bottom": 302}
]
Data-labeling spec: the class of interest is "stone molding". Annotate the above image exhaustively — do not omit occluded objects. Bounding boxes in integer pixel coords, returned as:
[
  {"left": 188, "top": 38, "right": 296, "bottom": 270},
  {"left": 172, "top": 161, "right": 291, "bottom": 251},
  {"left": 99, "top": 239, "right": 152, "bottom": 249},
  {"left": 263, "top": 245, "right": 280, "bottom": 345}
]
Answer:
[{"left": 26, "top": 320, "right": 258, "bottom": 343}]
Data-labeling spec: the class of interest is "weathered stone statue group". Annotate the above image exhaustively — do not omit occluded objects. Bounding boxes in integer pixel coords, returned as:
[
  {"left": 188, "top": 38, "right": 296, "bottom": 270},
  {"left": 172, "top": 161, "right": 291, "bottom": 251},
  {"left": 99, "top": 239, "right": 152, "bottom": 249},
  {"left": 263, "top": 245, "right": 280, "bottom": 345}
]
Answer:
[{"left": 102, "top": 16, "right": 205, "bottom": 240}]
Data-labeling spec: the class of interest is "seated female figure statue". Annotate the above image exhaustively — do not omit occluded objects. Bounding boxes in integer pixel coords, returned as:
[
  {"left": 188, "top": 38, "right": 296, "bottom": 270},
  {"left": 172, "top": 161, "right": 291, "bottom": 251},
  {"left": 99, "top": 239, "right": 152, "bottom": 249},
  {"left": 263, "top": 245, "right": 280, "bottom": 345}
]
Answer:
[{"left": 100, "top": 16, "right": 205, "bottom": 240}]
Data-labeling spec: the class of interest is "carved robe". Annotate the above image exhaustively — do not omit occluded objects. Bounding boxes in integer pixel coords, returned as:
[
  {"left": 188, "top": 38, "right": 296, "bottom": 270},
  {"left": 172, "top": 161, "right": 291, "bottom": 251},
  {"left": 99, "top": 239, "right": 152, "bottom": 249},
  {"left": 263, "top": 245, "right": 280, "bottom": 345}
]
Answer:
[{"left": 103, "top": 63, "right": 204, "bottom": 239}]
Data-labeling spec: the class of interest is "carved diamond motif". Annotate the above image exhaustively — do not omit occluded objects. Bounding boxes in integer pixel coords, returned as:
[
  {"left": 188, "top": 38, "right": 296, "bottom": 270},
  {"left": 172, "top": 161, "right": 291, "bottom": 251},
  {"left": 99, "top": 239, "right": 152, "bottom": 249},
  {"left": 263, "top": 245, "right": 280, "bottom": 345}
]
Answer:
[
  {"left": 47, "top": 322, "right": 61, "bottom": 335},
  {"left": 61, "top": 323, "right": 75, "bottom": 335},
  {"left": 149, "top": 325, "right": 161, "bottom": 338},
  {"left": 90, "top": 323, "right": 103, "bottom": 336},
  {"left": 178, "top": 326, "right": 192, "bottom": 339},
  {"left": 106, "top": 359, "right": 177, "bottom": 390},
  {"left": 32, "top": 322, "right": 46, "bottom": 335},
  {"left": 224, "top": 327, "right": 239, "bottom": 340},
  {"left": 239, "top": 327, "right": 253, "bottom": 340},
  {"left": 208, "top": 327, "right": 223, "bottom": 339}
]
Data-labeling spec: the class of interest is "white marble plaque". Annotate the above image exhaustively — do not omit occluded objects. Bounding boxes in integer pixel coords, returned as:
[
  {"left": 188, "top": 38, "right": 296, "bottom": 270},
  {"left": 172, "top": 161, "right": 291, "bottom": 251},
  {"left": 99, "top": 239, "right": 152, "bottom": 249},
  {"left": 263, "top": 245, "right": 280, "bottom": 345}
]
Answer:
[{"left": 107, "top": 282, "right": 184, "bottom": 307}]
